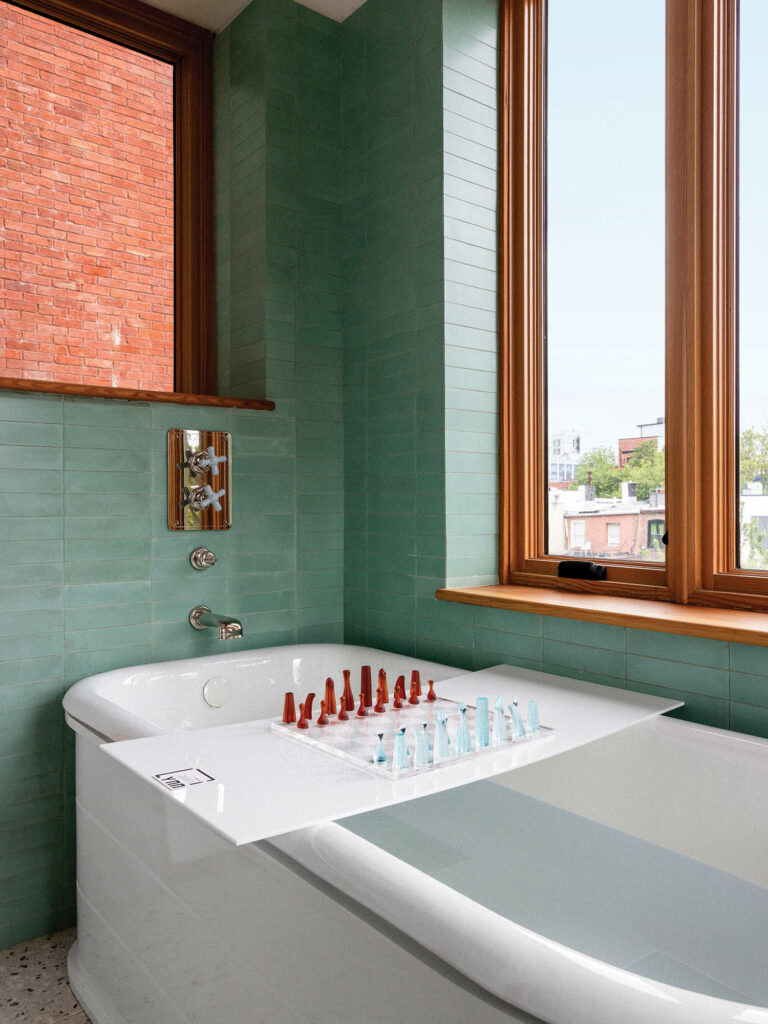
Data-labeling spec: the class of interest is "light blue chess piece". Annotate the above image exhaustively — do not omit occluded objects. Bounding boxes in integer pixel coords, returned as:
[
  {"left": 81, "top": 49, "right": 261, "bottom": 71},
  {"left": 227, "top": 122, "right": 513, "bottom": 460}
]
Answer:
[
  {"left": 434, "top": 709, "right": 450, "bottom": 762},
  {"left": 456, "top": 703, "right": 472, "bottom": 755},
  {"left": 475, "top": 697, "right": 489, "bottom": 748},
  {"left": 374, "top": 731, "right": 387, "bottom": 764},
  {"left": 492, "top": 697, "right": 507, "bottom": 745},
  {"left": 393, "top": 726, "right": 410, "bottom": 773},
  {"left": 527, "top": 699, "right": 540, "bottom": 735},
  {"left": 414, "top": 722, "right": 431, "bottom": 767},
  {"left": 508, "top": 700, "right": 525, "bottom": 740}
]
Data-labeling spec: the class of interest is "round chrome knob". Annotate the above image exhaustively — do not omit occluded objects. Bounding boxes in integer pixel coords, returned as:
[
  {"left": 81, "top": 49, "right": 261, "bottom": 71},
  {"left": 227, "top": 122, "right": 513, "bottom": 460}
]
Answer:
[{"left": 190, "top": 548, "right": 216, "bottom": 571}]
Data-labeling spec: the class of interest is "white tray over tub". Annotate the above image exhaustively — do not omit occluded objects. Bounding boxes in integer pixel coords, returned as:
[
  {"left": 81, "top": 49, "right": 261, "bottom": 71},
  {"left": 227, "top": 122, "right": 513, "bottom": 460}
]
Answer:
[{"left": 100, "top": 663, "right": 681, "bottom": 845}]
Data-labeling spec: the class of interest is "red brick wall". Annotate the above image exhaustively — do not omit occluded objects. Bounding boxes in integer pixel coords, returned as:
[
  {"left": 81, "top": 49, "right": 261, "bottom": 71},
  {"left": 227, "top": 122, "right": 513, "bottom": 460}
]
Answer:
[{"left": 0, "top": 2, "right": 175, "bottom": 391}]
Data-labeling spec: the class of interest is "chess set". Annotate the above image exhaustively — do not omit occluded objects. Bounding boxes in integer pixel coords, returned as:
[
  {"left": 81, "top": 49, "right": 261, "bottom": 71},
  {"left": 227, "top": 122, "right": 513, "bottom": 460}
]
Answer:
[{"left": 271, "top": 666, "right": 552, "bottom": 779}]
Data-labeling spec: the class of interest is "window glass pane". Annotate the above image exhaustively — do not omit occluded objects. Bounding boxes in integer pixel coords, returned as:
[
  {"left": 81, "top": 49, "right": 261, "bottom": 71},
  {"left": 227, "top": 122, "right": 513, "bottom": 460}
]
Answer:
[
  {"left": 545, "top": 0, "right": 666, "bottom": 562},
  {"left": 0, "top": 2, "right": 175, "bottom": 391},
  {"left": 738, "top": 0, "right": 768, "bottom": 568}
]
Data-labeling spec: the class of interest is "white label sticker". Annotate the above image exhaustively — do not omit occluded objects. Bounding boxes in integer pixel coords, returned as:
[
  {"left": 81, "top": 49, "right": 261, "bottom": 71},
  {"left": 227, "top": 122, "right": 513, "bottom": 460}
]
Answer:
[{"left": 154, "top": 768, "right": 214, "bottom": 790}]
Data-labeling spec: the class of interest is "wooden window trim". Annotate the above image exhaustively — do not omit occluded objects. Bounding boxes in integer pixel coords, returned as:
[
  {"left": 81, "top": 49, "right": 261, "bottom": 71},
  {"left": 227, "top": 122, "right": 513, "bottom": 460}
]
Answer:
[
  {"left": 493, "top": 0, "right": 767, "bottom": 614},
  {"left": 5, "top": 0, "right": 217, "bottom": 397}
]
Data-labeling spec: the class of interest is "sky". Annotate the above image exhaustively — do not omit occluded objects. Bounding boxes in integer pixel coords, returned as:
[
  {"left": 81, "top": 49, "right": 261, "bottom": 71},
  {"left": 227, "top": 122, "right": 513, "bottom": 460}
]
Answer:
[{"left": 546, "top": 0, "right": 767, "bottom": 459}]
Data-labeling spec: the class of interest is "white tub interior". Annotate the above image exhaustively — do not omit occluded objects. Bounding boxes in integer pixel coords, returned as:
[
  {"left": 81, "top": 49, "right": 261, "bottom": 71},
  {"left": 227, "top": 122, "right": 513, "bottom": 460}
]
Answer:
[{"left": 337, "top": 776, "right": 768, "bottom": 1007}]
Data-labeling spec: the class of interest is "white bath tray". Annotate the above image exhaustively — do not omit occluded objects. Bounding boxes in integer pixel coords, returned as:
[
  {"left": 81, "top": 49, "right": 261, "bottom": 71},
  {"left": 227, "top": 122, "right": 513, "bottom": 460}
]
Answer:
[
  {"left": 101, "top": 664, "right": 682, "bottom": 847},
  {"left": 272, "top": 697, "right": 553, "bottom": 778}
]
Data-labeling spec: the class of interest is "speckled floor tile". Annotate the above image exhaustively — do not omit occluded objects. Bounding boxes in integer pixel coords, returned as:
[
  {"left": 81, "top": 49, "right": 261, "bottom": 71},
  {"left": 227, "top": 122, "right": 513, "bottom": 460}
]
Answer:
[{"left": 0, "top": 928, "right": 91, "bottom": 1023}]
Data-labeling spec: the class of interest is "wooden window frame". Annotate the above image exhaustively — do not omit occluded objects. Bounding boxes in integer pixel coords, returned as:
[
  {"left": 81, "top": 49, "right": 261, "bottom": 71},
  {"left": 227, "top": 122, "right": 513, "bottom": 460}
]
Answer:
[
  {"left": 1, "top": 0, "right": 218, "bottom": 399},
  {"left": 498, "top": 0, "right": 766, "bottom": 611}
]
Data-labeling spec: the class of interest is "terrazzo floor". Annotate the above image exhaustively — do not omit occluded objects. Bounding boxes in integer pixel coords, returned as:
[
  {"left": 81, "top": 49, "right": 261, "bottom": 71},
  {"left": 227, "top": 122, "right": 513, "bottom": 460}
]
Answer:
[{"left": 1, "top": 928, "right": 90, "bottom": 1023}]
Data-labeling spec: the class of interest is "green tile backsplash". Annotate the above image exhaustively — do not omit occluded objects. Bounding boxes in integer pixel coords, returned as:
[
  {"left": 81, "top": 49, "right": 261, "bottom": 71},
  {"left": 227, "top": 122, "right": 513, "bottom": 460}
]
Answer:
[{"left": 3, "top": 0, "right": 768, "bottom": 952}]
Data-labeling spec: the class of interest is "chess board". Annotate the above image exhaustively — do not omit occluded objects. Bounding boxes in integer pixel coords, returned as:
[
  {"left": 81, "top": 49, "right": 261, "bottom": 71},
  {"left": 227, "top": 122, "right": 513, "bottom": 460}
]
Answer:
[{"left": 272, "top": 697, "right": 552, "bottom": 779}]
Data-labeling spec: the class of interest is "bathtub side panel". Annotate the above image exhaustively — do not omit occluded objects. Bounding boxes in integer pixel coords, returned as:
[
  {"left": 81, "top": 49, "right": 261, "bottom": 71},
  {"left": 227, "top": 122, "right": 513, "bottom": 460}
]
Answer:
[{"left": 74, "top": 736, "right": 524, "bottom": 1024}]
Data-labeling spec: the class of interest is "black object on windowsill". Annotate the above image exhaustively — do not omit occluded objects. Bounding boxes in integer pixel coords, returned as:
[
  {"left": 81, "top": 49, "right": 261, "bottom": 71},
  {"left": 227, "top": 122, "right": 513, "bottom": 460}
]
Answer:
[{"left": 558, "top": 560, "right": 607, "bottom": 581}]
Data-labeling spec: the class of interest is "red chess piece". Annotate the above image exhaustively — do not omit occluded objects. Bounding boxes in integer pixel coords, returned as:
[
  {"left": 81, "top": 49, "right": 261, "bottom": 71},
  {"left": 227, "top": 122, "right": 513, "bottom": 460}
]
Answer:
[
  {"left": 342, "top": 670, "right": 355, "bottom": 714},
  {"left": 395, "top": 675, "right": 406, "bottom": 701},
  {"left": 393, "top": 676, "right": 404, "bottom": 709},
  {"left": 374, "top": 683, "right": 386, "bottom": 714},
  {"left": 282, "top": 692, "right": 296, "bottom": 723},
  {"left": 378, "top": 668, "right": 389, "bottom": 704},
  {"left": 338, "top": 695, "right": 349, "bottom": 721},
  {"left": 408, "top": 680, "right": 420, "bottom": 705},
  {"left": 317, "top": 699, "right": 329, "bottom": 725},
  {"left": 324, "top": 678, "right": 337, "bottom": 715},
  {"left": 297, "top": 702, "right": 309, "bottom": 729},
  {"left": 361, "top": 666, "right": 373, "bottom": 707},
  {"left": 304, "top": 692, "right": 315, "bottom": 720},
  {"left": 356, "top": 691, "right": 368, "bottom": 717},
  {"left": 411, "top": 670, "right": 422, "bottom": 697},
  {"left": 426, "top": 680, "right": 437, "bottom": 703}
]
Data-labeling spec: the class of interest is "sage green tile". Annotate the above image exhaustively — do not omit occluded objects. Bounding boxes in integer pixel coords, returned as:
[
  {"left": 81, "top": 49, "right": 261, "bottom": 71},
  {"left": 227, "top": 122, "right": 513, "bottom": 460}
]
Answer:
[
  {"left": 0, "top": 680, "right": 64, "bottom": 710},
  {"left": 65, "top": 603, "right": 150, "bottom": 632},
  {"left": 627, "top": 628, "right": 729, "bottom": 668},
  {"left": 3, "top": 634, "right": 63, "bottom": 661},
  {"left": 729, "top": 702, "right": 768, "bottom": 739},
  {"left": 628, "top": 682, "right": 728, "bottom": 730},
  {"left": 0, "top": 656, "right": 64, "bottom": 687},
  {"left": 64, "top": 516, "right": 150, "bottom": 540},
  {"left": 730, "top": 671, "right": 768, "bottom": 708},
  {"left": 627, "top": 654, "right": 728, "bottom": 699},
  {"left": 1, "top": 518, "right": 62, "bottom": 541},
  {"left": 0, "top": 392, "right": 62, "bottom": 423},
  {"left": 543, "top": 639, "right": 626, "bottom": 679},
  {"left": 730, "top": 642, "right": 768, "bottom": 677},
  {"left": 542, "top": 617, "right": 625, "bottom": 651},
  {"left": 0, "top": 610, "right": 63, "bottom": 638},
  {"left": 65, "top": 624, "right": 150, "bottom": 653},
  {"left": 63, "top": 398, "right": 150, "bottom": 429},
  {"left": 0, "top": 587, "right": 62, "bottom": 613},
  {"left": 541, "top": 663, "right": 627, "bottom": 690},
  {"left": 0, "top": 422, "right": 62, "bottom": 446},
  {"left": 474, "top": 627, "right": 542, "bottom": 664},
  {"left": 64, "top": 581, "right": 150, "bottom": 607}
]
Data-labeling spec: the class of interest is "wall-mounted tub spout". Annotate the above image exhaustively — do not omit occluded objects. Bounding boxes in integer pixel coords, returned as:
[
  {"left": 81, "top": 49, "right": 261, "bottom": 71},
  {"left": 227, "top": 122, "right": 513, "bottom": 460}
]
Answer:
[{"left": 189, "top": 605, "right": 243, "bottom": 640}]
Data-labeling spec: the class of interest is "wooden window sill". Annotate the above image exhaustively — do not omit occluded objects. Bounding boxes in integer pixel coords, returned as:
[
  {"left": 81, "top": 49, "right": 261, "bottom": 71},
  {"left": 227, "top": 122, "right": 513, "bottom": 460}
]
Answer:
[
  {"left": 0, "top": 377, "right": 274, "bottom": 411},
  {"left": 436, "top": 584, "right": 768, "bottom": 647}
]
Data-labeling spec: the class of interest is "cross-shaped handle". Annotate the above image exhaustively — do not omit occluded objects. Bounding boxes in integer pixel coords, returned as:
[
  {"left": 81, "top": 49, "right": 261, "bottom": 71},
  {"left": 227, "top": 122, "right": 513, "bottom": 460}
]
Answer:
[
  {"left": 202, "top": 446, "right": 227, "bottom": 477},
  {"left": 198, "top": 485, "right": 226, "bottom": 511}
]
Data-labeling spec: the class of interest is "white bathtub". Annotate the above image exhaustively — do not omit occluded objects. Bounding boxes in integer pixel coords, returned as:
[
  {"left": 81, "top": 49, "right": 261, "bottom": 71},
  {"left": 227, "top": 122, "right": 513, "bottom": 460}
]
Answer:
[{"left": 63, "top": 643, "right": 768, "bottom": 1024}]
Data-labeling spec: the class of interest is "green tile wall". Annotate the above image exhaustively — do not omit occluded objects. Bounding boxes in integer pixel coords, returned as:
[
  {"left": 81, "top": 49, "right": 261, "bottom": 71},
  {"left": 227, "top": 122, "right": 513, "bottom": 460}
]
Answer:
[
  {"left": 215, "top": 0, "right": 344, "bottom": 642},
  {"left": 342, "top": 0, "right": 447, "bottom": 656},
  {"left": 443, "top": 0, "right": 499, "bottom": 587}
]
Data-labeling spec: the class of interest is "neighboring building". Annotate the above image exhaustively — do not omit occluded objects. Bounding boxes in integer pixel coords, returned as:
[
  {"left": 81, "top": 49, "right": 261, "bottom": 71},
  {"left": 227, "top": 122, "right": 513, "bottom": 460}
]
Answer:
[
  {"left": 548, "top": 428, "right": 581, "bottom": 483},
  {"left": 618, "top": 417, "right": 665, "bottom": 468},
  {"left": 557, "top": 482, "right": 666, "bottom": 561},
  {"left": 740, "top": 481, "right": 768, "bottom": 568}
]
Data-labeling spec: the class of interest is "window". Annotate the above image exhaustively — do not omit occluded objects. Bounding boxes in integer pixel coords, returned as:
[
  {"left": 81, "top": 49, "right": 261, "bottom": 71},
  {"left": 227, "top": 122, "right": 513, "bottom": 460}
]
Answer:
[
  {"left": 0, "top": 0, "right": 214, "bottom": 397},
  {"left": 569, "top": 519, "right": 585, "bottom": 550},
  {"left": 607, "top": 524, "right": 620, "bottom": 548},
  {"left": 500, "top": 0, "right": 767, "bottom": 610}
]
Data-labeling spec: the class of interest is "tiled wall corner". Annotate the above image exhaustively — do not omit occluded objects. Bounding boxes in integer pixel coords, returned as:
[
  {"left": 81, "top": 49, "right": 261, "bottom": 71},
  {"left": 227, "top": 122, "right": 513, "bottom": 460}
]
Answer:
[{"left": 341, "top": 0, "right": 447, "bottom": 656}]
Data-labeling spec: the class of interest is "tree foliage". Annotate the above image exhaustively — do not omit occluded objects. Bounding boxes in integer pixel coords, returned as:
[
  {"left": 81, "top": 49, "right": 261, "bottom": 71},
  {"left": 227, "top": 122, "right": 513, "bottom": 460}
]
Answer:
[
  {"left": 572, "top": 440, "right": 665, "bottom": 500},
  {"left": 573, "top": 447, "right": 621, "bottom": 497},
  {"left": 740, "top": 427, "right": 768, "bottom": 495}
]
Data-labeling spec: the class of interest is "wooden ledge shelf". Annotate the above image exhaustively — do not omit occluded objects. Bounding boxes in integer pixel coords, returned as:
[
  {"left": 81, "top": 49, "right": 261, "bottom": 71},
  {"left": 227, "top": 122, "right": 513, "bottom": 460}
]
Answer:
[
  {"left": 437, "top": 584, "right": 768, "bottom": 648},
  {"left": 0, "top": 378, "right": 274, "bottom": 411}
]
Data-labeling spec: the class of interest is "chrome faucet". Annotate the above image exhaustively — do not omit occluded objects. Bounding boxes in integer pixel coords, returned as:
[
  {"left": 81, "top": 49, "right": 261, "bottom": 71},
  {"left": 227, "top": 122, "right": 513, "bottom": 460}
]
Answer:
[{"left": 189, "top": 605, "right": 243, "bottom": 640}]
